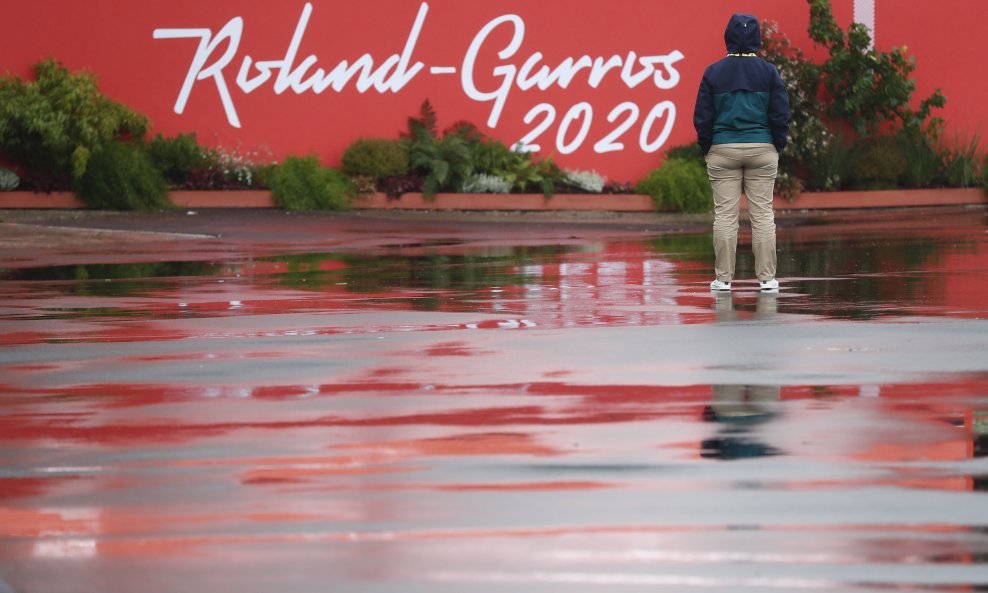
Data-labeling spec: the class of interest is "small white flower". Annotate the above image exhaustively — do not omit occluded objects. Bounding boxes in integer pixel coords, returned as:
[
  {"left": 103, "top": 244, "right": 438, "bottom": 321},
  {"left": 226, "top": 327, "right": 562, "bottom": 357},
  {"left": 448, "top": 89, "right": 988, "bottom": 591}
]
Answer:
[{"left": 563, "top": 168, "right": 607, "bottom": 193}]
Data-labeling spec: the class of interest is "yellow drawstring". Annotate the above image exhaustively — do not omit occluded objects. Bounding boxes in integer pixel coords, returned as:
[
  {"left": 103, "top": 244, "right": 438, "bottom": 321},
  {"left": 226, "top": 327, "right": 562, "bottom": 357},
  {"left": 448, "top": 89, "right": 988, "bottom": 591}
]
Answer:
[{"left": 727, "top": 52, "right": 757, "bottom": 57}]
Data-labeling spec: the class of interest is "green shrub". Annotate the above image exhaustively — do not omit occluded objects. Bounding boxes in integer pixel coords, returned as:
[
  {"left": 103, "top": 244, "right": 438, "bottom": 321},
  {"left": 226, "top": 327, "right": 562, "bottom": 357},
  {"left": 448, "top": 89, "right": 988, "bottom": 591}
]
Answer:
[
  {"left": 0, "top": 59, "right": 149, "bottom": 181},
  {"left": 664, "top": 143, "right": 705, "bottom": 165},
  {"left": 341, "top": 138, "right": 408, "bottom": 178},
  {"left": 636, "top": 158, "right": 712, "bottom": 213},
  {"left": 76, "top": 141, "right": 169, "bottom": 211},
  {"left": 148, "top": 132, "right": 208, "bottom": 187},
  {"left": 849, "top": 136, "right": 907, "bottom": 190},
  {"left": 268, "top": 155, "right": 352, "bottom": 210}
]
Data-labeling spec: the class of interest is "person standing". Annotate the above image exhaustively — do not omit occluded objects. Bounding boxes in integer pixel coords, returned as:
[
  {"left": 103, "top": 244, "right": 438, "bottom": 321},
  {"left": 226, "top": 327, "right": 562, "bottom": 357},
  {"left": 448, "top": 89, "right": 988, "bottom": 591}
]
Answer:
[{"left": 694, "top": 13, "right": 790, "bottom": 292}]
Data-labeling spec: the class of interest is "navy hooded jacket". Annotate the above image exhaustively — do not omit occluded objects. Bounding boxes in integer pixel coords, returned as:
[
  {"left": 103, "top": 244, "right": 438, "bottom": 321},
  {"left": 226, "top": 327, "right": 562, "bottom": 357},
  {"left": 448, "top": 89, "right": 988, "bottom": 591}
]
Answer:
[{"left": 693, "top": 14, "right": 790, "bottom": 155}]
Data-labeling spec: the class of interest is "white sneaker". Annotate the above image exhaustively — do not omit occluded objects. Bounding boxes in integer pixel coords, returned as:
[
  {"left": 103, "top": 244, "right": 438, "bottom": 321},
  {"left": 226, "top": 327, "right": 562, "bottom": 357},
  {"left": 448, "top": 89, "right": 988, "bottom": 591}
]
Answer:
[
  {"left": 710, "top": 279, "right": 732, "bottom": 291},
  {"left": 759, "top": 278, "right": 780, "bottom": 291}
]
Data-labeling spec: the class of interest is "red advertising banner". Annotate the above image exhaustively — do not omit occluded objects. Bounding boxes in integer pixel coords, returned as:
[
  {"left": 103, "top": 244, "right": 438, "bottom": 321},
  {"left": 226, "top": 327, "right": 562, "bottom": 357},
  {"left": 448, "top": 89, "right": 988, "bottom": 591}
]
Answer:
[{"left": 1, "top": 1, "right": 983, "bottom": 183}]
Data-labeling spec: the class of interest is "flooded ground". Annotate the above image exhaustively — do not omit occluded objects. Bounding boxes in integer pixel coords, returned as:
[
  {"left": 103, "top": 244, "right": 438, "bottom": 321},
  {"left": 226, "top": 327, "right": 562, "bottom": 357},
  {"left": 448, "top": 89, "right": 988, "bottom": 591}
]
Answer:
[{"left": 1, "top": 206, "right": 987, "bottom": 592}]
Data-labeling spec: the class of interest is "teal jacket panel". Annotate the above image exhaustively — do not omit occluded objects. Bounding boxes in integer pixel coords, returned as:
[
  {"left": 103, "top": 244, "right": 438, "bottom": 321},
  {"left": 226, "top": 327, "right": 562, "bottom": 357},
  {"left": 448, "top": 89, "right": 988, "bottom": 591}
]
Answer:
[{"left": 712, "top": 90, "right": 774, "bottom": 145}]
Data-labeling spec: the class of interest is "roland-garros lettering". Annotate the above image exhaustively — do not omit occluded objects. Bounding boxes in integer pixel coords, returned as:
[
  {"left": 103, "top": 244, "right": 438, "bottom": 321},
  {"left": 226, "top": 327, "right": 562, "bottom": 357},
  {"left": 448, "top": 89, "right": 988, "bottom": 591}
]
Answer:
[{"left": 154, "top": 2, "right": 684, "bottom": 134}]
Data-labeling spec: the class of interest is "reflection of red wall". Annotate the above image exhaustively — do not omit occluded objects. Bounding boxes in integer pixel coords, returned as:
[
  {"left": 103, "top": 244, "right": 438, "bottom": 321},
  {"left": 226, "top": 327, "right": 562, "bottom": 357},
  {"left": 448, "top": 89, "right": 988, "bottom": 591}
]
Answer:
[
  {"left": 939, "top": 247, "right": 988, "bottom": 317},
  {"left": 0, "top": 1, "right": 874, "bottom": 182}
]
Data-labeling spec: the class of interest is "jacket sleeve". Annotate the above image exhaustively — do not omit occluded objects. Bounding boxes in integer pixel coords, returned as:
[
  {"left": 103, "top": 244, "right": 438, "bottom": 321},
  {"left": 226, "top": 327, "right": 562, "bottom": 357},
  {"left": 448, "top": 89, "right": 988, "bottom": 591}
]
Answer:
[
  {"left": 768, "top": 65, "right": 790, "bottom": 152},
  {"left": 693, "top": 69, "right": 715, "bottom": 156}
]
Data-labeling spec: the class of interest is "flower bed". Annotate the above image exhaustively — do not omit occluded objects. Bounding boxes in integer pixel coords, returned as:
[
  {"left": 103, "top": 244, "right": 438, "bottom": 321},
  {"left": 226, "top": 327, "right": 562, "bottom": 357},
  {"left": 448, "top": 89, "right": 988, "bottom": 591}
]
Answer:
[
  {"left": 770, "top": 188, "right": 986, "bottom": 210},
  {"left": 0, "top": 188, "right": 983, "bottom": 212}
]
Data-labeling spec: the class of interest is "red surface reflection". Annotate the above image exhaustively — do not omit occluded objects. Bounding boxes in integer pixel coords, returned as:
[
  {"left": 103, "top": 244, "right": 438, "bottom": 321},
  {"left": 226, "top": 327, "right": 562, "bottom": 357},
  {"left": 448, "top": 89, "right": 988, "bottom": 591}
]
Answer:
[{"left": 2, "top": 208, "right": 988, "bottom": 591}]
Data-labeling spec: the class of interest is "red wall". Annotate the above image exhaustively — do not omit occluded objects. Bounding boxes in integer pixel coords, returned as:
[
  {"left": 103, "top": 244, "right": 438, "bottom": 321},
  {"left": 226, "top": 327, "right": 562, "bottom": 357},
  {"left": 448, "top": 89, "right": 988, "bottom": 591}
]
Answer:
[
  {"left": 875, "top": 1, "right": 988, "bottom": 145},
  {"left": 3, "top": 1, "right": 979, "bottom": 183}
]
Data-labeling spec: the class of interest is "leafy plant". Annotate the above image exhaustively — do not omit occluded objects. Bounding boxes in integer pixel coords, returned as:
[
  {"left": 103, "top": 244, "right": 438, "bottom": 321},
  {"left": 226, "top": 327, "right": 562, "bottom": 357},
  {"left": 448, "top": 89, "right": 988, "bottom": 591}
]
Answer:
[
  {"left": 470, "top": 138, "right": 525, "bottom": 177},
  {"left": 470, "top": 138, "right": 561, "bottom": 196},
  {"left": 761, "top": 20, "right": 833, "bottom": 191},
  {"left": 0, "top": 167, "right": 19, "bottom": 191},
  {"left": 341, "top": 138, "right": 409, "bottom": 178},
  {"left": 76, "top": 141, "right": 169, "bottom": 211},
  {"left": 268, "top": 155, "right": 352, "bottom": 210},
  {"left": 148, "top": 132, "right": 208, "bottom": 187},
  {"left": 515, "top": 155, "right": 561, "bottom": 197},
  {"left": 443, "top": 120, "right": 485, "bottom": 143},
  {"left": 400, "top": 100, "right": 564, "bottom": 197},
  {"left": 0, "top": 59, "right": 149, "bottom": 182},
  {"left": 402, "top": 99, "right": 439, "bottom": 139},
  {"left": 939, "top": 135, "right": 984, "bottom": 188},
  {"left": 406, "top": 108, "right": 474, "bottom": 197},
  {"left": 806, "top": 0, "right": 945, "bottom": 137},
  {"left": 636, "top": 159, "right": 712, "bottom": 213}
]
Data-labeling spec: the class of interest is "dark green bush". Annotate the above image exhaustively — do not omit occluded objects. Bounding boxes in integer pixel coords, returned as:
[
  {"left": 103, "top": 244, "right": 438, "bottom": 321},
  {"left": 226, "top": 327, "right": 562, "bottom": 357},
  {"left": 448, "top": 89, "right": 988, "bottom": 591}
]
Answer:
[
  {"left": 76, "top": 141, "right": 169, "bottom": 211},
  {"left": 341, "top": 138, "right": 408, "bottom": 178},
  {"left": 0, "top": 59, "right": 149, "bottom": 181},
  {"left": 849, "top": 136, "right": 907, "bottom": 190},
  {"left": 664, "top": 143, "right": 705, "bottom": 165},
  {"left": 636, "top": 158, "right": 712, "bottom": 213},
  {"left": 148, "top": 132, "right": 208, "bottom": 187},
  {"left": 268, "top": 155, "right": 352, "bottom": 210}
]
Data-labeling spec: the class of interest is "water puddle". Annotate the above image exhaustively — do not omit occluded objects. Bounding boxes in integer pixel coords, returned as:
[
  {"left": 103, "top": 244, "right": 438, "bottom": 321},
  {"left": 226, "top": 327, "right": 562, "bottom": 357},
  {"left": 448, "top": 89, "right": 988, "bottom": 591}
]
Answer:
[{"left": 1, "top": 207, "right": 987, "bottom": 592}]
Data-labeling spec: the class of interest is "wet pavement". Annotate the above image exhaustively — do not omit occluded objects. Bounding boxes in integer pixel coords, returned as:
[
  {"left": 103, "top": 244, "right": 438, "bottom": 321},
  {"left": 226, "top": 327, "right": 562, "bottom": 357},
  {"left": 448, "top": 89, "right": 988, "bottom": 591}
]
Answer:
[{"left": 1, "top": 206, "right": 988, "bottom": 592}]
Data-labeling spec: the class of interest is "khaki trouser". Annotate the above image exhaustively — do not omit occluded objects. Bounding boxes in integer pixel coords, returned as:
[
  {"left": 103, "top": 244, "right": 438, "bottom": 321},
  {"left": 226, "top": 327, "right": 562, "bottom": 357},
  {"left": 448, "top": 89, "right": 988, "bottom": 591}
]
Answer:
[{"left": 705, "top": 143, "right": 779, "bottom": 282}]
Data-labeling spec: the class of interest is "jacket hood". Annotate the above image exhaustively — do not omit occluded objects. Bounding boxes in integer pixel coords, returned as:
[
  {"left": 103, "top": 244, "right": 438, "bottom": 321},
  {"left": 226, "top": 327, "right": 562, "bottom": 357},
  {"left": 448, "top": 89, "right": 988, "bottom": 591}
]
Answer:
[{"left": 724, "top": 13, "right": 760, "bottom": 53}]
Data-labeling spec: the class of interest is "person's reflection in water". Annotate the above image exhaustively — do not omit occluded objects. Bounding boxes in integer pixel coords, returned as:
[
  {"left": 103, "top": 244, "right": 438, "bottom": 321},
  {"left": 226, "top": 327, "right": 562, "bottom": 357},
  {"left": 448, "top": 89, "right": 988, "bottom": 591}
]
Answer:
[{"left": 702, "top": 292, "right": 783, "bottom": 460}]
